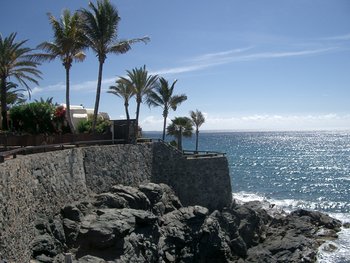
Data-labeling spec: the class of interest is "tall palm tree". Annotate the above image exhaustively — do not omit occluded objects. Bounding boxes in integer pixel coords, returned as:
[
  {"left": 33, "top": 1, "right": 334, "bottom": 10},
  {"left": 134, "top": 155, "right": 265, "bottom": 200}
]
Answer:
[
  {"left": 190, "top": 109, "right": 205, "bottom": 152},
  {"left": 80, "top": 0, "right": 150, "bottom": 132},
  {"left": 0, "top": 33, "right": 41, "bottom": 130},
  {"left": 120, "top": 65, "right": 158, "bottom": 137},
  {"left": 37, "top": 9, "right": 86, "bottom": 133},
  {"left": 147, "top": 77, "right": 187, "bottom": 140},
  {"left": 167, "top": 117, "right": 193, "bottom": 151}
]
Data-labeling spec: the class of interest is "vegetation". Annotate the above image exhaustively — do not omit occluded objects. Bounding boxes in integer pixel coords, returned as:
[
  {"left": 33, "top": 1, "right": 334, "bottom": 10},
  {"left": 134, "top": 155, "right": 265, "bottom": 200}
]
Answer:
[
  {"left": 77, "top": 114, "right": 111, "bottom": 134},
  {"left": 0, "top": 33, "right": 41, "bottom": 130},
  {"left": 147, "top": 77, "right": 187, "bottom": 140},
  {"left": 108, "top": 79, "right": 133, "bottom": 121},
  {"left": 79, "top": 0, "right": 150, "bottom": 132},
  {"left": 9, "top": 101, "right": 56, "bottom": 134},
  {"left": 0, "top": 81, "right": 26, "bottom": 108},
  {"left": 37, "top": 9, "right": 87, "bottom": 133},
  {"left": 190, "top": 109, "right": 205, "bottom": 152},
  {"left": 0, "top": 1, "right": 206, "bottom": 150},
  {"left": 119, "top": 66, "right": 158, "bottom": 138},
  {"left": 167, "top": 117, "right": 193, "bottom": 151}
]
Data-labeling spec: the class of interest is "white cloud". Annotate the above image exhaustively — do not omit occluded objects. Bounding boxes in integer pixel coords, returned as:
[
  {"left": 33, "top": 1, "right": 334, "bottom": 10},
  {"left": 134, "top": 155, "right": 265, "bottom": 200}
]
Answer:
[
  {"left": 31, "top": 86, "right": 44, "bottom": 95},
  {"left": 33, "top": 82, "right": 65, "bottom": 94},
  {"left": 140, "top": 115, "right": 164, "bottom": 130},
  {"left": 136, "top": 113, "right": 350, "bottom": 132},
  {"left": 200, "top": 113, "right": 350, "bottom": 131},
  {"left": 34, "top": 77, "right": 117, "bottom": 97}
]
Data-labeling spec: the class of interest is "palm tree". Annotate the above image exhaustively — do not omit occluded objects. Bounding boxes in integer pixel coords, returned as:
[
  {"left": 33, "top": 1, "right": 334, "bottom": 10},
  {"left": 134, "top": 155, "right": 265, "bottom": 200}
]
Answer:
[
  {"left": 108, "top": 79, "right": 133, "bottom": 120},
  {"left": 37, "top": 9, "right": 86, "bottom": 133},
  {"left": 0, "top": 33, "right": 41, "bottom": 130},
  {"left": 190, "top": 109, "right": 205, "bottom": 152},
  {"left": 79, "top": 0, "right": 150, "bottom": 132},
  {"left": 108, "top": 79, "right": 134, "bottom": 140},
  {"left": 167, "top": 117, "right": 193, "bottom": 151},
  {"left": 120, "top": 65, "right": 158, "bottom": 137},
  {"left": 147, "top": 77, "right": 187, "bottom": 140}
]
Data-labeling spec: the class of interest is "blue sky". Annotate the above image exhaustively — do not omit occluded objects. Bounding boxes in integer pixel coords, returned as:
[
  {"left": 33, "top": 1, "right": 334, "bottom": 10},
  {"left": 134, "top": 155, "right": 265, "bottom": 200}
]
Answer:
[{"left": 1, "top": 0, "right": 350, "bottom": 131}]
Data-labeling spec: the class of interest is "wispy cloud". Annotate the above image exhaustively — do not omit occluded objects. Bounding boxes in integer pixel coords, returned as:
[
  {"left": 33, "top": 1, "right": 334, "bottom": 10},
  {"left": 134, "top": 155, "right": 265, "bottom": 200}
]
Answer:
[
  {"left": 33, "top": 35, "right": 341, "bottom": 95},
  {"left": 320, "top": 33, "right": 350, "bottom": 41},
  {"left": 34, "top": 77, "right": 116, "bottom": 95},
  {"left": 190, "top": 46, "right": 254, "bottom": 62},
  {"left": 155, "top": 46, "right": 337, "bottom": 76}
]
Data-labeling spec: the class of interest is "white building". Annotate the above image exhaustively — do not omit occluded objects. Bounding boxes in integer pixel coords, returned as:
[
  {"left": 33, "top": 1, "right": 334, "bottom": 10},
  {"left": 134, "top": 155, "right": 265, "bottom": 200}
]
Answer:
[{"left": 61, "top": 104, "right": 110, "bottom": 130}]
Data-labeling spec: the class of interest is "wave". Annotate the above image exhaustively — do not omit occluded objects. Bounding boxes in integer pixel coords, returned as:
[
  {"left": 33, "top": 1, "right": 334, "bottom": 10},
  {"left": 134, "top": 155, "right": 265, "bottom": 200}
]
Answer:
[{"left": 232, "top": 191, "right": 350, "bottom": 263}]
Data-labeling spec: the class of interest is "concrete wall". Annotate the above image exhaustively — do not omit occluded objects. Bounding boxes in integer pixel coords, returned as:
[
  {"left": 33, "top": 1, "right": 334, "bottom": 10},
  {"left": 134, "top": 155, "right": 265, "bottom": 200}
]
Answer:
[{"left": 0, "top": 142, "right": 231, "bottom": 262}]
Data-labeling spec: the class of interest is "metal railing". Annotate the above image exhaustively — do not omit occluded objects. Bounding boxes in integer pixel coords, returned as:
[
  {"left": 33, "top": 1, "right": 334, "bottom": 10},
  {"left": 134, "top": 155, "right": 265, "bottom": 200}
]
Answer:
[
  {"left": 137, "top": 137, "right": 226, "bottom": 159},
  {"left": 0, "top": 139, "right": 118, "bottom": 163},
  {"left": 182, "top": 150, "right": 226, "bottom": 158},
  {"left": 0, "top": 137, "right": 226, "bottom": 163}
]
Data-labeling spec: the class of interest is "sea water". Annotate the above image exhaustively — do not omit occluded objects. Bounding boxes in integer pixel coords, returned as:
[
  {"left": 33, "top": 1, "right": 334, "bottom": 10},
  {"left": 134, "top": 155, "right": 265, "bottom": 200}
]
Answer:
[{"left": 145, "top": 131, "right": 350, "bottom": 263}]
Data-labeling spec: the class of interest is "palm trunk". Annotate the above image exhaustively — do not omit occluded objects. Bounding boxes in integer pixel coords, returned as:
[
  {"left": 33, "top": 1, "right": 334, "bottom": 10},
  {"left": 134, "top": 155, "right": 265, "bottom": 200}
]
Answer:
[
  {"left": 178, "top": 127, "right": 183, "bottom": 151},
  {"left": 135, "top": 97, "right": 141, "bottom": 140},
  {"left": 125, "top": 102, "right": 130, "bottom": 142},
  {"left": 1, "top": 77, "right": 8, "bottom": 130},
  {"left": 195, "top": 129, "right": 199, "bottom": 152},
  {"left": 162, "top": 114, "right": 167, "bottom": 141},
  {"left": 125, "top": 102, "right": 130, "bottom": 120},
  {"left": 92, "top": 61, "right": 104, "bottom": 133},
  {"left": 65, "top": 66, "right": 75, "bottom": 134}
]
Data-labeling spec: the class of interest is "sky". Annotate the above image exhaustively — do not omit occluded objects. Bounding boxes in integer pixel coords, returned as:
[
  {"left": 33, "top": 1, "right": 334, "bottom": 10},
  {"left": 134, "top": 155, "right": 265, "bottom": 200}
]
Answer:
[{"left": 1, "top": 0, "right": 350, "bottom": 131}]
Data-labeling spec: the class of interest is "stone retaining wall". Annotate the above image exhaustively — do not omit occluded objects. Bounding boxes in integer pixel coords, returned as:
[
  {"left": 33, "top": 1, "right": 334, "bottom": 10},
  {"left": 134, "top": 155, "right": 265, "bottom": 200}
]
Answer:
[
  {"left": 0, "top": 142, "right": 231, "bottom": 262},
  {"left": 152, "top": 142, "right": 232, "bottom": 211},
  {"left": 0, "top": 148, "right": 88, "bottom": 262}
]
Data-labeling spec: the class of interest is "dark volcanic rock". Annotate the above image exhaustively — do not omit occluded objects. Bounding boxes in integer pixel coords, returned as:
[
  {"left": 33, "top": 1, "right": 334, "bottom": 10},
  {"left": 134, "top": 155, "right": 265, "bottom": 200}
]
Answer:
[
  {"left": 139, "top": 183, "right": 182, "bottom": 216},
  {"left": 30, "top": 184, "right": 342, "bottom": 263}
]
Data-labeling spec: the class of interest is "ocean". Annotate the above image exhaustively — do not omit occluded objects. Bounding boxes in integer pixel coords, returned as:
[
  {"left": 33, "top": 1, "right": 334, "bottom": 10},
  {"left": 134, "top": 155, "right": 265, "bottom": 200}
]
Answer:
[{"left": 144, "top": 130, "right": 350, "bottom": 263}]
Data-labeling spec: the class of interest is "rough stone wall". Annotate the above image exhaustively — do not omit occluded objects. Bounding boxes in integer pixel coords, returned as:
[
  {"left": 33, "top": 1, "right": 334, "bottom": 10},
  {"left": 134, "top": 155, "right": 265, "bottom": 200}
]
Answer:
[
  {"left": 0, "top": 148, "right": 88, "bottom": 262},
  {"left": 151, "top": 142, "right": 232, "bottom": 211},
  {"left": 83, "top": 144, "right": 153, "bottom": 193}
]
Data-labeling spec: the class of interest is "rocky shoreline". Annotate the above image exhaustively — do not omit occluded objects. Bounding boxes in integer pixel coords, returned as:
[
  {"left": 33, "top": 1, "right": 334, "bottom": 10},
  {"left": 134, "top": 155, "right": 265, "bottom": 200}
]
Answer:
[{"left": 29, "top": 183, "right": 342, "bottom": 263}]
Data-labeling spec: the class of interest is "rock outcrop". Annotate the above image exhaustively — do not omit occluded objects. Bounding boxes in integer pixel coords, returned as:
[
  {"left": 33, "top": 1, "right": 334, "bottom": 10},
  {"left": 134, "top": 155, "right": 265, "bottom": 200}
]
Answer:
[{"left": 29, "top": 183, "right": 342, "bottom": 263}]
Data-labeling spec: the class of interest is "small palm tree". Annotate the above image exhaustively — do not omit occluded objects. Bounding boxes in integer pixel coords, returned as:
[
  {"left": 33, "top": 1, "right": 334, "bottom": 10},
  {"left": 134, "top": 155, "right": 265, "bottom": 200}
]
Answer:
[
  {"left": 0, "top": 33, "right": 41, "bottom": 130},
  {"left": 80, "top": 0, "right": 150, "bottom": 132},
  {"left": 190, "top": 109, "right": 205, "bottom": 152},
  {"left": 167, "top": 117, "right": 193, "bottom": 151},
  {"left": 119, "top": 65, "right": 158, "bottom": 137},
  {"left": 37, "top": 9, "right": 86, "bottom": 133},
  {"left": 108, "top": 79, "right": 133, "bottom": 120},
  {"left": 108, "top": 79, "right": 134, "bottom": 140},
  {"left": 147, "top": 77, "right": 187, "bottom": 141}
]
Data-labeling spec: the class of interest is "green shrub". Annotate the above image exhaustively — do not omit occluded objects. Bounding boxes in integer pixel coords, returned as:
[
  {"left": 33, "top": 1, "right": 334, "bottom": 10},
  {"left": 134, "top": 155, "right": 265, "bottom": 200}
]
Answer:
[
  {"left": 77, "top": 114, "right": 111, "bottom": 134},
  {"left": 77, "top": 119, "right": 92, "bottom": 133},
  {"left": 9, "top": 100, "right": 71, "bottom": 134}
]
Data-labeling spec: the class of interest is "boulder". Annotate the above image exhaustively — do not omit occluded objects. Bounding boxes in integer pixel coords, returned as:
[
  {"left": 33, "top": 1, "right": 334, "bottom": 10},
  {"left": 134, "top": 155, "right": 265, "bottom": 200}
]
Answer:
[
  {"left": 139, "top": 183, "right": 182, "bottom": 215},
  {"left": 109, "top": 185, "right": 151, "bottom": 210}
]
